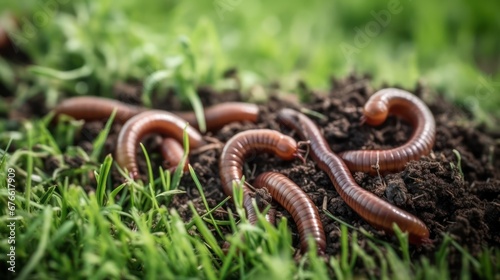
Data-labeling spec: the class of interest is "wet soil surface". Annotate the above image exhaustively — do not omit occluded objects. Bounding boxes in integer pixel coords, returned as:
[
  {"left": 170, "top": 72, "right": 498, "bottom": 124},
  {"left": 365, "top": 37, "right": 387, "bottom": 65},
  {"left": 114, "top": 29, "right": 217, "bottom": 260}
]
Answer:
[{"left": 11, "top": 73, "right": 500, "bottom": 276}]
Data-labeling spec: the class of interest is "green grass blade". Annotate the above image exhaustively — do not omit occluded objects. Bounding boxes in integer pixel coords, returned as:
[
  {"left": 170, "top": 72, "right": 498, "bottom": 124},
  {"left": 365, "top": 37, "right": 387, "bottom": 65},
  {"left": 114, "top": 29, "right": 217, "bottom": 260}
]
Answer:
[
  {"left": 49, "top": 220, "right": 76, "bottom": 247},
  {"left": 170, "top": 126, "right": 190, "bottom": 192},
  {"left": 24, "top": 122, "right": 34, "bottom": 213},
  {"left": 392, "top": 223, "right": 410, "bottom": 266},
  {"left": 91, "top": 109, "right": 116, "bottom": 161},
  {"left": 142, "top": 69, "right": 173, "bottom": 107},
  {"left": 182, "top": 82, "right": 206, "bottom": 133},
  {"left": 95, "top": 154, "right": 113, "bottom": 206},
  {"left": 0, "top": 137, "right": 13, "bottom": 170},
  {"left": 188, "top": 164, "right": 224, "bottom": 239},
  {"left": 28, "top": 64, "right": 92, "bottom": 80},
  {"left": 39, "top": 186, "right": 56, "bottom": 205},
  {"left": 188, "top": 202, "right": 224, "bottom": 259},
  {"left": 186, "top": 196, "right": 231, "bottom": 229},
  {"left": 18, "top": 207, "right": 53, "bottom": 280},
  {"left": 37, "top": 122, "right": 62, "bottom": 155}
]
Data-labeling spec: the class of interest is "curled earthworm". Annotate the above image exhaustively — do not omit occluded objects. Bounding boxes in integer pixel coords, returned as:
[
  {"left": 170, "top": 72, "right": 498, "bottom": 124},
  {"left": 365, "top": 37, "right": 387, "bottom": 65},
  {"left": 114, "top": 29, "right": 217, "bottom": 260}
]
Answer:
[
  {"left": 339, "top": 88, "right": 436, "bottom": 174},
  {"left": 219, "top": 129, "right": 304, "bottom": 224},
  {"left": 52, "top": 96, "right": 145, "bottom": 124},
  {"left": 116, "top": 110, "right": 206, "bottom": 179},
  {"left": 160, "top": 137, "right": 189, "bottom": 173},
  {"left": 253, "top": 172, "right": 326, "bottom": 253},
  {"left": 277, "top": 108, "right": 430, "bottom": 244}
]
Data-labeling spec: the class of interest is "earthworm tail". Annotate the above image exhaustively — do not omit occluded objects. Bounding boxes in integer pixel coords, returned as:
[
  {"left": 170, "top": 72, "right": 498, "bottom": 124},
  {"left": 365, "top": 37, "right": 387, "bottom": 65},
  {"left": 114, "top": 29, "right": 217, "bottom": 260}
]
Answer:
[
  {"left": 339, "top": 88, "right": 436, "bottom": 174},
  {"left": 277, "top": 108, "right": 430, "bottom": 244},
  {"left": 219, "top": 129, "right": 303, "bottom": 224},
  {"left": 253, "top": 172, "right": 326, "bottom": 253},
  {"left": 116, "top": 110, "right": 205, "bottom": 179},
  {"left": 160, "top": 137, "right": 189, "bottom": 173}
]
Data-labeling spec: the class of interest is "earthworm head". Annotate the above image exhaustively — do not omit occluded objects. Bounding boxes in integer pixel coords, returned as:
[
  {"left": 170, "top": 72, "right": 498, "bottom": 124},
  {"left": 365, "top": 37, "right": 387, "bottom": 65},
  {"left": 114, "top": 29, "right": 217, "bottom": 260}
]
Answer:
[
  {"left": 363, "top": 101, "right": 388, "bottom": 126},
  {"left": 408, "top": 226, "right": 432, "bottom": 246},
  {"left": 277, "top": 135, "right": 304, "bottom": 161}
]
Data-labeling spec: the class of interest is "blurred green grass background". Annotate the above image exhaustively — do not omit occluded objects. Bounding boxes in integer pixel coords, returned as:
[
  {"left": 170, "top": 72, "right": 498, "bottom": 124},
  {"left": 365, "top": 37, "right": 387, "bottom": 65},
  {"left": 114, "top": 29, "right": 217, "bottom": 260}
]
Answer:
[{"left": 1, "top": 0, "right": 499, "bottom": 122}]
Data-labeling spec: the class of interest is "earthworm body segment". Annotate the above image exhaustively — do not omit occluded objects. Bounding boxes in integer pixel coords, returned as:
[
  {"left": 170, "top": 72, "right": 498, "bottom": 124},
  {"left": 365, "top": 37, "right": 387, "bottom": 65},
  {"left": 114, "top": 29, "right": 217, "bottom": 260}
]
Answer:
[
  {"left": 160, "top": 137, "right": 189, "bottom": 172},
  {"left": 277, "top": 108, "right": 430, "bottom": 244}
]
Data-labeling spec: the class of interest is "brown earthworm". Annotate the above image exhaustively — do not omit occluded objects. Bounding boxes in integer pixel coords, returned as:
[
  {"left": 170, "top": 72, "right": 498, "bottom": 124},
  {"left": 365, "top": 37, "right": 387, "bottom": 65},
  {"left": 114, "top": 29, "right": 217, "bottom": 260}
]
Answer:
[
  {"left": 277, "top": 108, "right": 430, "bottom": 244},
  {"left": 160, "top": 137, "right": 188, "bottom": 173},
  {"left": 219, "top": 129, "right": 304, "bottom": 224},
  {"left": 116, "top": 110, "right": 205, "bottom": 179},
  {"left": 52, "top": 96, "right": 145, "bottom": 124},
  {"left": 53, "top": 97, "right": 259, "bottom": 131},
  {"left": 253, "top": 172, "right": 326, "bottom": 253},
  {"left": 339, "top": 88, "right": 436, "bottom": 174},
  {"left": 173, "top": 102, "right": 259, "bottom": 131}
]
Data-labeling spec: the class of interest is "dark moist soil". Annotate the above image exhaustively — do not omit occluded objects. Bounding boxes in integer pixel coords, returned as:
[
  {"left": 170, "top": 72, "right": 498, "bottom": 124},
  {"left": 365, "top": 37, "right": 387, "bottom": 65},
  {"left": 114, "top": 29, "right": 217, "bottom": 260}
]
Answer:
[{"left": 12, "top": 73, "right": 500, "bottom": 276}]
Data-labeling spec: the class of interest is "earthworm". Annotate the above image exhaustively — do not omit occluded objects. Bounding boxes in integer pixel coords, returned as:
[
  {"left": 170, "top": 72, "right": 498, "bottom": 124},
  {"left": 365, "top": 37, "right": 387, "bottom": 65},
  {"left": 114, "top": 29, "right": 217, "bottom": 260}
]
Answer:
[
  {"left": 160, "top": 137, "right": 189, "bottom": 173},
  {"left": 173, "top": 102, "right": 259, "bottom": 131},
  {"left": 219, "top": 129, "right": 304, "bottom": 224},
  {"left": 53, "top": 97, "right": 259, "bottom": 131},
  {"left": 52, "top": 96, "right": 145, "bottom": 123},
  {"left": 277, "top": 108, "right": 430, "bottom": 244},
  {"left": 253, "top": 172, "right": 326, "bottom": 253},
  {"left": 116, "top": 110, "right": 205, "bottom": 179},
  {"left": 339, "top": 88, "right": 436, "bottom": 174}
]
